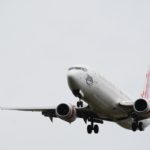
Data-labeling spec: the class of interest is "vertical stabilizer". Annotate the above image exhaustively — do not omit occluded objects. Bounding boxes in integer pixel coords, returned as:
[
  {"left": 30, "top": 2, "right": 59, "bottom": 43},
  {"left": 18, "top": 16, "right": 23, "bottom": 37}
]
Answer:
[{"left": 141, "top": 69, "right": 150, "bottom": 100}]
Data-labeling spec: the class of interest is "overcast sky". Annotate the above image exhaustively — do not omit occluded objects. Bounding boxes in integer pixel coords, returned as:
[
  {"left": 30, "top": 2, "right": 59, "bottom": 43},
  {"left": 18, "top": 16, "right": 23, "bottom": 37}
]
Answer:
[{"left": 0, "top": 0, "right": 150, "bottom": 149}]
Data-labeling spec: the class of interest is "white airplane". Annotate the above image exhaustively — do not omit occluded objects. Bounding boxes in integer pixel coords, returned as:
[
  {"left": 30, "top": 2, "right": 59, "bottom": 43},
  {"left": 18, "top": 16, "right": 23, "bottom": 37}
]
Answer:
[{"left": 1, "top": 65, "right": 150, "bottom": 134}]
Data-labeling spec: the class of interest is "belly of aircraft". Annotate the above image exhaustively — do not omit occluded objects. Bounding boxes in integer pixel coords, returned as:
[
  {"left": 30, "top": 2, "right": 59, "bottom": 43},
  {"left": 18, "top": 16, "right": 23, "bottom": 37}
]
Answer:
[{"left": 82, "top": 88, "right": 129, "bottom": 121}]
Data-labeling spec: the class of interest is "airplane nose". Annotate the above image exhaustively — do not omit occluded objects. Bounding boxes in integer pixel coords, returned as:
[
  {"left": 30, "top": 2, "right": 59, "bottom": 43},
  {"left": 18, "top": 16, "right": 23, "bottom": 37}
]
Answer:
[
  {"left": 67, "top": 71, "right": 75, "bottom": 84},
  {"left": 67, "top": 70, "right": 78, "bottom": 90}
]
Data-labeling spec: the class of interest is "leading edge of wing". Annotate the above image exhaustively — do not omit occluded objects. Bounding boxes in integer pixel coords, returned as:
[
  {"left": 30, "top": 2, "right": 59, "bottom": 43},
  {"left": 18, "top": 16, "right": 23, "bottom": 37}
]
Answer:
[
  {"left": 119, "top": 101, "right": 133, "bottom": 107},
  {"left": 0, "top": 106, "right": 55, "bottom": 112}
]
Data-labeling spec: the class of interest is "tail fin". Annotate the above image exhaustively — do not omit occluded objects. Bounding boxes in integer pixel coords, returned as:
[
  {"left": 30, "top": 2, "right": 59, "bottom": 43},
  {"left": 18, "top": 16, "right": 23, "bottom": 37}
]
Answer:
[{"left": 141, "top": 69, "right": 150, "bottom": 100}]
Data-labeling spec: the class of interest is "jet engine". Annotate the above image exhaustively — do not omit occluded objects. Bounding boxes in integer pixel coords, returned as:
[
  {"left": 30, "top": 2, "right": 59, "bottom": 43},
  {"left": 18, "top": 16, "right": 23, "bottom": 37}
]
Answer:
[
  {"left": 133, "top": 98, "right": 150, "bottom": 114},
  {"left": 56, "top": 103, "right": 77, "bottom": 123}
]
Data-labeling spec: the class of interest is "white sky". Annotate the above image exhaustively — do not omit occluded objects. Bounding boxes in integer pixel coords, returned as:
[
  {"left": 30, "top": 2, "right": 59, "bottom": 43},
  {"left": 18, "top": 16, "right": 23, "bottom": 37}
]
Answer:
[{"left": 0, "top": 0, "right": 150, "bottom": 149}]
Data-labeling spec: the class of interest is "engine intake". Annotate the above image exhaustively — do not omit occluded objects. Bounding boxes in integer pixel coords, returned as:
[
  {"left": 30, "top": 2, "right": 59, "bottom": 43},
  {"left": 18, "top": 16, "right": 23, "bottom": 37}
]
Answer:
[
  {"left": 56, "top": 103, "right": 76, "bottom": 123},
  {"left": 134, "top": 99, "right": 150, "bottom": 113},
  {"left": 57, "top": 104, "right": 70, "bottom": 116}
]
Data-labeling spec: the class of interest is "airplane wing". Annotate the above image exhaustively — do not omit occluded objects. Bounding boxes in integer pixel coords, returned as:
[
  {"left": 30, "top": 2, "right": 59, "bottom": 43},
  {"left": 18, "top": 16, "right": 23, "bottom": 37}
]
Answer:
[
  {"left": 119, "top": 101, "right": 133, "bottom": 112},
  {"left": 118, "top": 99, "right": 150, "bottom": 122},
  {"left": 0, "top": 105, "right": 104, "bottom": 124},
  {"left": 0, "top": 106, "right": 55, "bottom": 112},
  {"left": 118, "top": 69, "right": 150, "bottom": 121},
  {"left": 115, "top": 101, "right": 134, "bottom": 119}
]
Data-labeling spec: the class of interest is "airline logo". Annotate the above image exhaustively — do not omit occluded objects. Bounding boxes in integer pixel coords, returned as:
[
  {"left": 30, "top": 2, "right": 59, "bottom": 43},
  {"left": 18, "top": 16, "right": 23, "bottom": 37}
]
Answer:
[{"left": 86, "top": 75, "right": 93, "bottom": 86}]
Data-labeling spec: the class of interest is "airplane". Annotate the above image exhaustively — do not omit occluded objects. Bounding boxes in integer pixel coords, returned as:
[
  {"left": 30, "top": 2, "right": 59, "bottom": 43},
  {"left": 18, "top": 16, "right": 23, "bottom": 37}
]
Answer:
[{"left": 1, "top": 65, "right": 150, "bottom": 134}]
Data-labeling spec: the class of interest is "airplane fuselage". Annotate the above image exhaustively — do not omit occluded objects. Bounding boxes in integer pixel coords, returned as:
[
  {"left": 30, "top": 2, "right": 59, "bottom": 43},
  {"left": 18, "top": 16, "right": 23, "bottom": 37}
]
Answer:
[{"left": 67, "top": 66, "right": 133, "bottom": 129}]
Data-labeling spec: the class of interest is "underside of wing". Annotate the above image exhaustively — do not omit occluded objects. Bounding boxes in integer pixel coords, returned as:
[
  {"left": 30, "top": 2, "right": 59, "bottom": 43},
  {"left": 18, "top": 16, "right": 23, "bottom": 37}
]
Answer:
[
  {"left": 119, "top": 100, "right": 150, "bottom": 121},
  {"left": 0, "top": 104, "right": 104, "bottom": 123},
  {"left": 118, "top": 101, "right": 134, "bottom": 114}
]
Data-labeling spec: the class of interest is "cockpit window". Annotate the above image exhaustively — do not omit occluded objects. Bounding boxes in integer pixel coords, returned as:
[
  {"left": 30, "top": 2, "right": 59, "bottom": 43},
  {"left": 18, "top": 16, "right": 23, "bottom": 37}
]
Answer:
[{"left": 68, "top": 67, "right": 87, "bottom": 72}]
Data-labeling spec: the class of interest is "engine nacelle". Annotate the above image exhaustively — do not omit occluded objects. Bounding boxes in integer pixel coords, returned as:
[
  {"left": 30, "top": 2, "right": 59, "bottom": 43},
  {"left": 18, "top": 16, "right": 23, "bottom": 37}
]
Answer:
[
  {"left": 133, "top": 98, "right": 150, "bottom": 114},
  {"left": 55, "top": 103, "right": 76, "bottom": 123}
]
